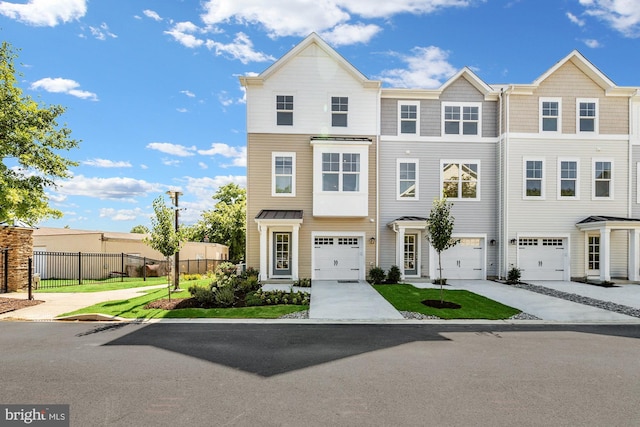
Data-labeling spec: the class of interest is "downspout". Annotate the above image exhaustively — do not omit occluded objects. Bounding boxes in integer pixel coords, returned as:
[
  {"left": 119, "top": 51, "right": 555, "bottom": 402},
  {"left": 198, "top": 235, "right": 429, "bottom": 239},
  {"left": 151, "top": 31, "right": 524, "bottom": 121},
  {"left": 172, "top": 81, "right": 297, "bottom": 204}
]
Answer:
[
  {"left": 629, "top": 93, "right": 636, "bottom": 219},
  {"left": 376, "top": 85, "right": 381, "bottom": 268},
  {"left": 498, "top": 89, "right": 503, "bottom": 279},
  {"left": 503, "top": 87, "right": 511, "bottom": 279}
]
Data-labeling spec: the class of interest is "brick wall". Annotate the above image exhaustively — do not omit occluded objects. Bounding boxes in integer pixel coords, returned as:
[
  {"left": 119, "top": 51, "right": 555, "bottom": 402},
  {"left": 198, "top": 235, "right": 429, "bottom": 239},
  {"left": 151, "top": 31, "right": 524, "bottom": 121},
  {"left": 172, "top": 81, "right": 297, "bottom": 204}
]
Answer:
[{"left": 0, "top": 226, "right": 34, "bottom": 292}]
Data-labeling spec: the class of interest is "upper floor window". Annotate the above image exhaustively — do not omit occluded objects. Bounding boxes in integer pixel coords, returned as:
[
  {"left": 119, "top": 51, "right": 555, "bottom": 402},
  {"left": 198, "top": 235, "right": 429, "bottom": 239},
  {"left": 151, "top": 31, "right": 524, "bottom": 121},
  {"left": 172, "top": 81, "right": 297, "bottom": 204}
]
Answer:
[
  {"left": 540, "top": 98, "right": 561, "bottom": 132},
  {"left": 442, "top": 161, "right": 479, "bottom": 199},
  {"left": 593, "top": 160, "right": 612, "bottom": 199},
  {"left": 397, "top": 159, "right": 418, "bottom": 200},
  {"left": 558, "top": 159, "right": 579, "bottom": 199},
  {"left": 577, "top": 98, "right": 598, "bottom": 133},
  {"left": 398, "top": 101, "right": 419, "bottom": 135},
  {"left": 443, "top": 102, "right": 481, "bottom": 136},
  {"left": 322, "top": 153, "right": 360, "bottom": 192},
  {"left": 276, "top": 95, "right": 293, "bottom": 126},
  {"left": 524, "top": 159, "right": 544, "bottom": 198},
  {"left": 331, "top": 97, "right": 348, "bottom": 127},
  {"left": 272, "top": 152, "right": 295, "bottom": 196}
]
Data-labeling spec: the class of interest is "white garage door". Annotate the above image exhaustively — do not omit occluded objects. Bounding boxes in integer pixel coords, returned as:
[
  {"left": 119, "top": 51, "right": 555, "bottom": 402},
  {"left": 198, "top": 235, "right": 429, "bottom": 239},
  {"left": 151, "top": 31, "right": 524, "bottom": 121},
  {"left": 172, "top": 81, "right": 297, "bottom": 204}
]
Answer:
[
  {"left": 439, "top": 238, "right": 485, "bottom": 280},
  {"left": 313, "top": 236, "right": 361, "bottom": 280},
  {"left": 518, "top": 238, "right": 566, "bottom": 280}
]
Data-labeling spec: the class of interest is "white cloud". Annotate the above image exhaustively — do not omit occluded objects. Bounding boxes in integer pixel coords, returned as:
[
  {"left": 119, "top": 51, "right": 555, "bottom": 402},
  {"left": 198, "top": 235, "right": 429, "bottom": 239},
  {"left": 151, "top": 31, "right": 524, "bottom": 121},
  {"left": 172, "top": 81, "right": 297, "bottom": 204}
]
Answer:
[
  {"left": 342, "top": 0, "right": 471, "bottom": 18},
  {"left": 143, "top": 9, "right": 162, "bottom": 21},
  {"left": 83, "top": 158, "right": 132, "bottom": 168},
  {"left": 164, "top": 21, "right": 205, "bottom": 48},
  {"left": 99, "top": 207, "right": 147, "bottom": 221},
  {"left": 146, "top": 142, "right": 196, "bottom": 157},
  {"left": 89, "top": 22, "right": 117, "bottom": 40},
  {"left": 583, "top": 38, "right": 602, "bottom": 48},
  {"left": 198, "top": 162, "right": 209, "bottom": 169},
  {"left": 176, "top": 107, "right": 188, "bottom": 113},
  {"left": 197, "top": 143, "right": 246, "bottom": 167},
  {"left": 30, "top": 77, "right": 98, "bottom": 101},
  {"left": 57, "top": 175, "right": 159, "bottom": 200},
  {"left": 181, "top": 90, "right": 196, "bottom": 98},
  {"left": 567, "top": 11, "right": 585, "bottom": 26},
  {"left": 580, "top": 0, "right": 640, "bottom": 37},
  {"left": 162, "top": 158, "right": 182, "bottom": 167},
  {"left": 320, "top": 23, "right": 382, "bottom": 46},
  {"left": 376, "top": 46, "right": 457, "bottom": 88},
  {"left": 0, "top": 0, "right": 86, "bottom": 26},
  {"left": 205, "top": 32, "right": 275, "bottom": 64}
]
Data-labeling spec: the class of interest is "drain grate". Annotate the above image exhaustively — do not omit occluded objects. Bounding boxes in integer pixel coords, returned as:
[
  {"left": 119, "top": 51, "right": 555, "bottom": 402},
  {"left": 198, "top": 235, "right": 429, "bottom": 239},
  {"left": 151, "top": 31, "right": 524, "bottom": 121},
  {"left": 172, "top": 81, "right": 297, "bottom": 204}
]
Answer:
[{"left": 338, "top": 280, "right": 359, "bottom": 283}]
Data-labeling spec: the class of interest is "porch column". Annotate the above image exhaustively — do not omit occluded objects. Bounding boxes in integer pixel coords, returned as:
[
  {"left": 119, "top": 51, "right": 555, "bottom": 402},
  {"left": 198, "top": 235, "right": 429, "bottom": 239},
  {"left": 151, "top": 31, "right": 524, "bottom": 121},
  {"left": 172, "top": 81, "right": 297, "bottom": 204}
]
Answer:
[
  {"left": 258, "top": 224, "right": 268, "bottom": 281},
  {"left": 629, "top": 229, "right": 640, "bottom": 281},
  {"left": 291, "top": 224, "right": 300, "bottom": 280},
  {"left": 396, "top": 226, "right": 406, "bottom": 279},
  {"left": 600, "top": 228, "right": 611, "bottom": 282}
]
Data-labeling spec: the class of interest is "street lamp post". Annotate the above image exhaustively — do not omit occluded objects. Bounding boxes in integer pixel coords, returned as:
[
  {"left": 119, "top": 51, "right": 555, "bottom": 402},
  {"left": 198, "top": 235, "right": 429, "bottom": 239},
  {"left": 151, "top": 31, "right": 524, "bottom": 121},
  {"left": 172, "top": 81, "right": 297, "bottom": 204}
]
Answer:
[{"left": 166, "top": 190, "right": 183, "bottom": 291}]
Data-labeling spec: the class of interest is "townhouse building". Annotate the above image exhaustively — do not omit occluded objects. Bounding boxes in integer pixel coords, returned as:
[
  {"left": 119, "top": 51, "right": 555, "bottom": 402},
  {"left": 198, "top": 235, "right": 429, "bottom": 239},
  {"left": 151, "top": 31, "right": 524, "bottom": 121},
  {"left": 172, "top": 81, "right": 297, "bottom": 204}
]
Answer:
[{"left": 242, "top": 33, "right": 640, "bottom": 283}]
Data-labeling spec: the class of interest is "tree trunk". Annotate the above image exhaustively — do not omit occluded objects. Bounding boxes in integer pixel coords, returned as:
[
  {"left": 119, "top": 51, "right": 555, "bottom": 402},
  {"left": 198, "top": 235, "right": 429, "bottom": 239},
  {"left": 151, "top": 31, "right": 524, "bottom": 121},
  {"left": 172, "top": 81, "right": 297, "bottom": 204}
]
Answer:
[{"left": 438, "top": 251, "right": 443, "bottom": 303}]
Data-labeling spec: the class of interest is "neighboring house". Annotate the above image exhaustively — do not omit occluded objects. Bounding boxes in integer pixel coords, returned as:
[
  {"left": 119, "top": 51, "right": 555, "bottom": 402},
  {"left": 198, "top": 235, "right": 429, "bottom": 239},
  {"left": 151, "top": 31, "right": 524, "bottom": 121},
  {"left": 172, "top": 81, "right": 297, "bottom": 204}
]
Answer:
[
  {"left": 242, "top": 33, "right": 640, "bottom": 283},
  {"left": 33, "top": 227, "right": 229, "bottom": 261},
  {"left": 379, "top": 68, "right": 499, "bottom": 280},
  {"left": 240, "top": 33, "right": 380, "bottom": 281},
  {"left": 499, "top": 51, "right": 640, "bottom": 282}
]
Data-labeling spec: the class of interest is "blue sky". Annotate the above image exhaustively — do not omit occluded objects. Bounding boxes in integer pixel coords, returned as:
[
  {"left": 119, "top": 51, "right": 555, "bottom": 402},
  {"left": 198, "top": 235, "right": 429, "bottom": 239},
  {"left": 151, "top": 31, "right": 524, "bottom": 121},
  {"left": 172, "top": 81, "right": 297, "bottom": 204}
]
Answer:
[{"left": 2, "top": 0, "right": 640, "bottom": 232}]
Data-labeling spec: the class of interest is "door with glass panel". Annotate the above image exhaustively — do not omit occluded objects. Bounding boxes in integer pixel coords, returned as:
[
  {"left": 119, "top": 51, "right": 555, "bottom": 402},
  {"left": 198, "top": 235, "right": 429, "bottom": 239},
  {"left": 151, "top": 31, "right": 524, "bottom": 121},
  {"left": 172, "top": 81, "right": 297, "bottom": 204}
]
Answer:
[
  {"left": 272, "top": 232, "right": 291, "bottom": 276},
  {"left": 404, "top": 234, "right": 418, "bottom": 276}
]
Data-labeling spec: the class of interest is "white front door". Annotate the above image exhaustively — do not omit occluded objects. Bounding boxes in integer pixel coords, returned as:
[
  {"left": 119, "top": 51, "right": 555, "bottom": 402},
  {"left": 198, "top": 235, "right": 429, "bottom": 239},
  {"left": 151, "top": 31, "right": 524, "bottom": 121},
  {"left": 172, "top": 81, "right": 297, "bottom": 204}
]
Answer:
[
  {"left": 438, "top": 238, "right": 485, "bottom": 280},
  {"left": 519, "top": 238, "right": 566, "bottom": 280},
  {"left": 313, "top": 236, "right": 361, "bottom": 280}
]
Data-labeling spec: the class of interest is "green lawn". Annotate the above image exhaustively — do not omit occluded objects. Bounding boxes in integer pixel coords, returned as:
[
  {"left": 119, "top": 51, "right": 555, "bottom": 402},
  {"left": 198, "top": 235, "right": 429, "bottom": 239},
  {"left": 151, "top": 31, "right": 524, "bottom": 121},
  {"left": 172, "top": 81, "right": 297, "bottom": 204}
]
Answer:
[
  {"left": 58, "top": 287, "right": 309, "bottom": 319},
  {"left": 37, "top": 277, "right": 169, "bottom": 293},
  {"left": 374, "top": 284, "right": 520, "bottom": 320}
]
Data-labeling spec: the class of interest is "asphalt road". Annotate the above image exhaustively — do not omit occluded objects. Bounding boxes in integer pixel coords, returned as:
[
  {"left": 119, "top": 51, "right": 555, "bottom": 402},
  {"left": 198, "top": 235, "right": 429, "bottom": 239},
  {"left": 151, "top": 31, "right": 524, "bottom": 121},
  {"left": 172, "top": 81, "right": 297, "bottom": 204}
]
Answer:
[{"left": 1, "top": 322, "right": 640, "bottom": 426}]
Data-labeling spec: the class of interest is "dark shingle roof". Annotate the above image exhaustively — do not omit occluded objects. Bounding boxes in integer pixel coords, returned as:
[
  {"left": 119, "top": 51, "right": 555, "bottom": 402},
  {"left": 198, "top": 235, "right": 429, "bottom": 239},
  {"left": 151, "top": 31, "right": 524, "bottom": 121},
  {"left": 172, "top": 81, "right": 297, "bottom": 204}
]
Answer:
[
  {"left": 255, "top": 210, "right": 303, "bottom": 220},
  {"left": 577, "top": 216, "right": 640, "bottom": 224}
]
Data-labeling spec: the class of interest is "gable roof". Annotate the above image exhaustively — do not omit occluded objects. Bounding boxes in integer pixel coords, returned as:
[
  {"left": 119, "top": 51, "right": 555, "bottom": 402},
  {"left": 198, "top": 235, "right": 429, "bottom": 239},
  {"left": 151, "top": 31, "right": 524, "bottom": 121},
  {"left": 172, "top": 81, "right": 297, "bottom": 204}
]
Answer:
[
  {"left": 441, "top": 67, "right": 498, "bottom": 100},
  {"left": 239, "top": 33, "right": 380, "bottom": 89}
]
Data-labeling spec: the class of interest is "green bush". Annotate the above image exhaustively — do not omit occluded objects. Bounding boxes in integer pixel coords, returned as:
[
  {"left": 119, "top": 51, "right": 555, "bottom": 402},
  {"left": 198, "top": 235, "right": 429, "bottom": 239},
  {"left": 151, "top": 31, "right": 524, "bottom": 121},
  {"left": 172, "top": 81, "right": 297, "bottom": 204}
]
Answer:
[
  {"left": 507, "top": 267, "right": 521, "bottom": 285},
  {"left": 367, "top": 267, "right": 386, "bottom": 284},
  {"left": 294, "top": 278, "right": 311, "bottom": 287},
  {"left": 188, "top": 284, "right": 217, "bottom": 307},
  {"left": 213, "top": 286, "right": 236, "bottom": 307},
  {"left": 238, "top": 275, "right": 260, "bottom": 293},
  {"left": 254, "top": 289, "right": 310, "bottom": 306},
  {"left": 387, "top": 265, "right": 401, "bottom": 284}
]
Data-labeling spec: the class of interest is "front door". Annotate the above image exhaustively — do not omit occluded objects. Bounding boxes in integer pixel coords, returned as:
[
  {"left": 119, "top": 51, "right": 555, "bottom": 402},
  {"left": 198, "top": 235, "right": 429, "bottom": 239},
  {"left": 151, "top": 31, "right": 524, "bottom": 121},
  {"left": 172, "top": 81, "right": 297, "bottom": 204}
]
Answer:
[
  {"left": 588, "top": 235, "right": 600, "bottom": 277},
  {"left": 272, "top": 232, "right": 291, "bottom": 276},
  {"left": 404, "top": 234, "right": 417, "bottom": 276}
]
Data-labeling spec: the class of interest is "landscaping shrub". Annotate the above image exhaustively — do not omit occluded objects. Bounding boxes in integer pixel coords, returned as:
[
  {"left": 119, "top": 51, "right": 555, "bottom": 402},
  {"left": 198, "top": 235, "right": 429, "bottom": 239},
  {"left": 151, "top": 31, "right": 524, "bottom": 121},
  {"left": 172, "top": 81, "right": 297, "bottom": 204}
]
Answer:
[
  {"left": 507, "top": 267, "right": 521, "bottom": 284},
  {"left": 243, "top": 267, "right": 259, "bottom": 278},
  {"left": 238, "top": 275, "right": 260, "bottom": 293},
  {"left": 181, "top": 273, "right": 202, "bottom": 281},
  {"left": 188, "top": 284, "right": 217, "bottom": 307},
  {"left": 254, "top": 289, "right": 310, "bottom": 306},
  {"left": 294, "top": 278, "right": 311, "bottom": 287},
  {"left": 387, "top": 265, "right": 401, "bottom": 284},
  {"left": 213, "top": 285, "right": 236, "bottom": 307},
  {"left": 367, "top": 267, "right": 386, "bottom": 284}
]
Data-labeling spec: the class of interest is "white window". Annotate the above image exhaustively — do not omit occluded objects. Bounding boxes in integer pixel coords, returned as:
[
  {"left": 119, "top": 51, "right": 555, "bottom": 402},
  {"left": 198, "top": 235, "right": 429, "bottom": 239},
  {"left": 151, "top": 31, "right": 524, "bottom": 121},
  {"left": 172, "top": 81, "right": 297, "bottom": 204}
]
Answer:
[
  {"left": 442, "top": 102, "right": 481, "bottom": 136},
  {"left": 331, "top": 97, "right": 348, "bottom": 127},
  {"left": 540, "top": 97, "right": 561, "bottom": 133},
  {"left": 276, "top": 95, "right": 293, "bottom": 126},
  {"left": 398, "top": 101, "right": 419, "bottom": 135},
  {"left": 577, "top": 98, "right": 598, "bottom": 133},
  {"left": 441, "top": 161, "right": 480, "bottom": 200},
  {"left": 557, "top": 158, "right": 579, "bottom": 199},
  {"left": 397, "top": 159, "right": 418, "bottom": 200},
  {"left": 272, "top": 152, "right": 295, "bottom": 196},
  {"left": 593, "top": 159, "right": 613, "bottom": 199},
  {"left": 523, "top": 158, "right": 544, "bottom": 199},
  {"left": 322, "top": 153, "right": 360, "bottom": 192}
]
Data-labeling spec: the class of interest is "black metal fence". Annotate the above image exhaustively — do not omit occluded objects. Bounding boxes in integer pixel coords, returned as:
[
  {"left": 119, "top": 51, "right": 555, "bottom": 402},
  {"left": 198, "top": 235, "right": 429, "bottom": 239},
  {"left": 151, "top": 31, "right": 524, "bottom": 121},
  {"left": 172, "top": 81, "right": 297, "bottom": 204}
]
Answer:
[
  {"left": 1, "top": 248, "right": 8, "bottom": 293},
  {"left": 32, "top": 251, "right": 226, "bottom": 289}
]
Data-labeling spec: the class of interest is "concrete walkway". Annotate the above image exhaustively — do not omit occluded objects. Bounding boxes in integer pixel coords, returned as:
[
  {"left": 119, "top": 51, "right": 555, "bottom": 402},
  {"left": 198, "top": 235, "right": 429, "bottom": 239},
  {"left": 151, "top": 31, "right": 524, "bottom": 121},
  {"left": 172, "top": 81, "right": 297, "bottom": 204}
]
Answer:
[
  {"left": 0, "top": 284, "right": 167, "bottom": 320},
  {"left": 309, "top": 280, "right": 404, "bottom": 320},
  {"left": 416, "top": 280, "right": 639, "bottom": 322}
]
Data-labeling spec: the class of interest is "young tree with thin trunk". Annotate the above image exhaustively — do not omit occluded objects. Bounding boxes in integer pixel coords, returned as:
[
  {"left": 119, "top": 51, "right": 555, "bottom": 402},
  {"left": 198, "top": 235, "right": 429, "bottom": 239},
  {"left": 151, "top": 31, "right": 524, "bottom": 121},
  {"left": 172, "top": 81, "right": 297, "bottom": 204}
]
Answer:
[{"left": 426, "top": 198, "right": 457, "bottom": 303}]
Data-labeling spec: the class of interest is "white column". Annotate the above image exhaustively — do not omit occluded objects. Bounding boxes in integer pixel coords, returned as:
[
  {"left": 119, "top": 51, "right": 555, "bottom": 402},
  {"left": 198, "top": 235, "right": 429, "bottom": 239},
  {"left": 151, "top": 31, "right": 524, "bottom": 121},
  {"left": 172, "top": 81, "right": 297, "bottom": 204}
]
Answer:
[
  {"left": 600, "top": 228, "right": 611, "bottom": 282},
  {"left": 396, "top": 226, "right": 405, "bottom": 279},
  {"left": 291, "top": 224, "right": 300, "bottom": 280},
  {"left": 258, "top": 224, "right": 268, "bottom": 281},
  {"left": 629, "top": 229, "right": 640, "bottom": 281}
]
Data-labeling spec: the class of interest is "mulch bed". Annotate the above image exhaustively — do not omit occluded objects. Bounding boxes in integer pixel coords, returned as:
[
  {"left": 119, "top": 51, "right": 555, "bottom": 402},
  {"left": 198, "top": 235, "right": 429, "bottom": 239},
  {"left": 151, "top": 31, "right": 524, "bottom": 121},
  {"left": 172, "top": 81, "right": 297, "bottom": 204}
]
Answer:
[
  {"left": 0, "top": 297, "right": 44, "bottom": 314},
  {"left": 144, "top": 298, "right": 201, "bottom": 310}
]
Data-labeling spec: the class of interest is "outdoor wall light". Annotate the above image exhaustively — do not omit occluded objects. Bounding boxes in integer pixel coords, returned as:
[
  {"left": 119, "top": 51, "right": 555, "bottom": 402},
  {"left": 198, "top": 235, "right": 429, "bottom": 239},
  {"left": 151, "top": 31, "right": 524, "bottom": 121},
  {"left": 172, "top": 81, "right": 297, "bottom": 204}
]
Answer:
[
  {"left": 369, "top": 237, "right": 376, "bottom": 245},
  {"left": 510, "top": 239, "right": 517, "bottom": 245},
  {"left": 490, "top": 239, "right": 496, "bottom": 246}
]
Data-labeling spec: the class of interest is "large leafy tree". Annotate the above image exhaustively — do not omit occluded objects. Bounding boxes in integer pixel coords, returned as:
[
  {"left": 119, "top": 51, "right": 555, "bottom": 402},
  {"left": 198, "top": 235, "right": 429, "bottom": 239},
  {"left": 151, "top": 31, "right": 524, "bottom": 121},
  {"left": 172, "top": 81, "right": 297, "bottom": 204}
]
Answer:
[
  {"left": 0, "top": 42, "right": 79, "bottom": 224},
  {"left": 426, "top": 198, "right": 457, "bottom": 303},
  {"left": 189, "top": 183, "right": 246, "bottom": 261},
  {"left": 130, "top": 224, "right": 150, "bottom": 234}
]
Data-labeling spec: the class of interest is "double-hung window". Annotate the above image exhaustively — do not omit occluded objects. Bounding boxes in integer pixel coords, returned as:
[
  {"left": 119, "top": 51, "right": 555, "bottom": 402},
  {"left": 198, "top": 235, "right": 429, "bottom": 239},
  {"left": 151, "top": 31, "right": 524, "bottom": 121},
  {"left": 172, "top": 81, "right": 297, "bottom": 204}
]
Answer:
[
  {"left": 441, "top": 161, "right": 479, "bottom": 199},
  {"left": 276, "top": 95, "right": 293, "bottom": 126},
  {"left": 577, "top": 98, "right": 598, "bottom": 133},
  {"left": 398, "top": 101, "right": 419, "bottom": 135},
  {"left": 593, "top": 160, "right": 612, "bottom": 199},
  {"left": 322, "top": 153, "right": 360, "bottom": 192},
  {"left": 443, "top": 103, "right": 481, "bottom": 136},
  {"left": 397, "top": 159, "right": 418, "bottom": 200},
  {"left": 272, "top": 152, "right": 295, "bottom": 196},
  {"left": 540, "top": 98, "right": 561, "bottom": 132},
  {"left": 331, "top": 97, "right": 348, "bottom": 127},
  {"left": 524, "top": 159, "right": 544, "bottom": 198},
  {"left": 558, "top": 159, "right": 579, "bottom": 199}
]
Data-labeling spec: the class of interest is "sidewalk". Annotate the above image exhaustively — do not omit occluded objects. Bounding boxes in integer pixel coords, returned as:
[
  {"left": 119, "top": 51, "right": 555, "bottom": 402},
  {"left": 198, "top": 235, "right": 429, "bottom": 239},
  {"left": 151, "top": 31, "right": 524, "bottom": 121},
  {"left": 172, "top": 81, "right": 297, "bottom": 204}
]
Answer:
[{"left": 0, "top": 284, "right": 167, "bottom": 321}]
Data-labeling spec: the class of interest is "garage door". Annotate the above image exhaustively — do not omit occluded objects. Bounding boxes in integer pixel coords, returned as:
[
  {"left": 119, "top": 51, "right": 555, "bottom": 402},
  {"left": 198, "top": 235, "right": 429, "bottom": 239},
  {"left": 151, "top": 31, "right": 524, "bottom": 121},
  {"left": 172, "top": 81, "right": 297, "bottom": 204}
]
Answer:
[
  {"left": 313, "top": 237, "right": 361, "bottom": 280},
  {"left": 439, "top": 238, "right": 484, "bottom": 280},
  {"left": 518, "top": 238, "right": 566, "bottom": 280}
]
